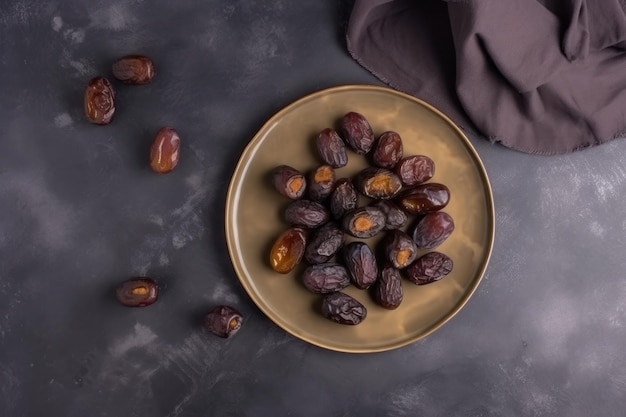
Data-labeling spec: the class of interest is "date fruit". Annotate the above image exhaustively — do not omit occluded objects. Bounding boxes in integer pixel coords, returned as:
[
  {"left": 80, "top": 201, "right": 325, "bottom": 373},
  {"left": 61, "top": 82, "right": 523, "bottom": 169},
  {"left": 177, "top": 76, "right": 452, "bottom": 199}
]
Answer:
[
  {"left": 307, "top": 165, "right": 335, "bottom": 202},
  {"left": 284, "top": 199, "right": 329, "bottom": 228},
  {"left": 116, "top": 277, "right": 158, "bottom": 307},
  {"left": 371, "top": 131, "right": 403, "bottom": 169},
  {"left": 321, "top": 292, "right": 367, "bottom": 325},
  {"left": 150, "top": 127, "right": 181, "bottom": 174},
  {"left": 204, "top": 305, "right": 243, "bottom": 338},
  {"left": 396, "top": 183, "right": 450, "bottom": 215},
  {"left": 316, "top": 128, "right": 348, "bottom": 168},
  {"left": 395, "top": 155, "right": 435, "bottom": 186},
  {"left": 370, "top": 200, "right": 407, "bottom": 230},
  {"left": 339, "top": 112, "right": 375, "bottom": 154},
  {"left": 411, "top": 211, "right": 455, "bottom": 249},
  {"left": 271, "top": 165, "right": 307, "bottom": 200},
  {"left": 329, "top": 178, "right": 358, "bottom": 220},
  {"left": 355, "top": 167, "right": 403, "bottom": 200},
  {"left": 382, "top": 229, "right": 417, "bottom": 269},
  {"left": 302, "top": 263, "right": 350, "bottom": 294},
  {"left": 374, "top": 265, "right": 403, "bottom": 309},
  {"left": 406, "top": 252, "right": 453, "bottom": 285},
  {"left": 269, "top": 227, "right": 307, "bottom": 274},
  {"left": 84, "top": 76, "right": 115, "bottom": 125},
  {"left": 305, "top": 222, "right": 345, "bottom": 264},
  {"left": 342, "top": 241, "right": 378, "bottom": 289},
  {"left": 112, "top": 55, "right": 156, "bottom": 85},
  {"left": 342, "top": 206, "right": 386, "bottom": 239}
]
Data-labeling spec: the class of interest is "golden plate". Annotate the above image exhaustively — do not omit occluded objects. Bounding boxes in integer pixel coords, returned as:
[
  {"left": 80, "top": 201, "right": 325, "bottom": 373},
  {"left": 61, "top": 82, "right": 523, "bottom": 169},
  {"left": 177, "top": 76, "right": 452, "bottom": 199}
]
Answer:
[{"left": 225, "top": 85, "right": 494, "bottom": 353}]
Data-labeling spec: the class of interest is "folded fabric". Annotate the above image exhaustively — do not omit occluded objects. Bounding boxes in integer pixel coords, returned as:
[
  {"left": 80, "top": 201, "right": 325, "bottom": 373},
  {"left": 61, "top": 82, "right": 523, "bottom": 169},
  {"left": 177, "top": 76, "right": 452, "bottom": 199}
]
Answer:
[{"left": 346, "top": 0, "right": 626, "bottom": 154}]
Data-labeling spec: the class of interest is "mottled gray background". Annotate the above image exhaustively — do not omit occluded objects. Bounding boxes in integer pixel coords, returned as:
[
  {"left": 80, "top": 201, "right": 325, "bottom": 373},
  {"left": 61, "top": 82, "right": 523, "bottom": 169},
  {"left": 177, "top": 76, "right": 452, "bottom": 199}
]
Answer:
[{"left": 1, "top": 1, "right": 626, "bottom": 416}]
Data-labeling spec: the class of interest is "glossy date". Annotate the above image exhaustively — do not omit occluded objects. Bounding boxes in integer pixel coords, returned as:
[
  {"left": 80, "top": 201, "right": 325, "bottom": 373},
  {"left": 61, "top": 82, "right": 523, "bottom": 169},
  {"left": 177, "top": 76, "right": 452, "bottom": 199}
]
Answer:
[
  {"left": 269, "top": 227, "right": 307, "bottom": 274},
  {"left": 116, "top": 277, "right": 158, "bottom": 307},
  {"left": 371, "top": 131, "right": 403, "bottom": 169},
  {"left": 411, "top": 211, "right": 455, "bottom": 249},
  {"left": 396, "top": 183, "right": 450, "bottom": 215},
  {"left": 406, "top": 252, "right": 453, "bottom": 285},
  {"left": 341, "top": 206, "right": 386, "bottom": 239},
  {"left": 271, "top": 165, "right": 307, "bottom": 200},
  {"left": 317, "top": 128, "right": 348, "bottom": 168},
  {"left": 354, "top": 167, "right": 403, "bottom": 200},
  {"left": 339, "top": 112, "right": 375, "bottom": 155},
  {"left": 84, "top": 76, "right": 115, "bottom": 125}
]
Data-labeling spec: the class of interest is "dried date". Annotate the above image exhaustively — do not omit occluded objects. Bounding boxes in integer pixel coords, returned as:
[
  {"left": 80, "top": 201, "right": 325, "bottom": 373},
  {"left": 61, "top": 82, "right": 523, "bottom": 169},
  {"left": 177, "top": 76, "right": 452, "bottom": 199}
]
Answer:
[
  {"left": 329, "top": 178, "right": 358, "bottom": 220},
  {"left": 374, "top": 265, "right": 403, "bottom": 309},
  {"left": 382, "top": 229, "right": 417, "bottom": 269},
  {"left": 396, "top": 183, "right": 450, "bottom": 215},
  {"left": 370, "top": 200, "right": 407, "bottom": 230},
  {"left": 269, "top": 227, "right": 307, "bottom": 274},
  {"left": 116, "top": 277, "right": 159, "bottom": 307},
  {"left": 341, "top": 206, "right": 386, "bottom": 239},
  {"left": 271, "top": 165, "right": 307, "bottom": 200},
  {"left": 411, "top": 211, "right": 455, "bottom": 249},
  {"left": 339, "top": 112, "right": 375, "bottom": 155},
  {"left": 321, "top": 292, "right": 367, "bottom": 325},
  {"left": 307, "top": 165, "right": 335, "bottom": 202},
  {"left": 84, "top": 76, "right": 116, "bottom": 125},
  {"left": 204, "top": 305, "right": 243, "bottom": 338},
  {"left": 284, "top": 199, "right": 329, "bottom": 228},
  {"left": 112, "top": 55, "right": 156, "bottom": 85},
  {"left": 406, "top": 252, "right": 453, "bottom": 285},
  {"left": 342, "top": 241, "right": 378, "bottom": 289},
  {"left": 355, "top": 167, "right": 403, "bottom": 200},
  {"left": 150, "top": 127, "right": 181, "bottom": 174},
  {"left": 305, "top": 222, "right": 345, "bottom": 264},
  {"left": 316, "top": 128, "right": 348, "bottom": 168},
  {"left": 395, "top": 155, "right": 435, "bottom": 186},
  {"left": 302, "top": 263, "right": 350, "bottom": 294},
  {"left": 371, "top": 131, "right": 403, "bottom": 169}
]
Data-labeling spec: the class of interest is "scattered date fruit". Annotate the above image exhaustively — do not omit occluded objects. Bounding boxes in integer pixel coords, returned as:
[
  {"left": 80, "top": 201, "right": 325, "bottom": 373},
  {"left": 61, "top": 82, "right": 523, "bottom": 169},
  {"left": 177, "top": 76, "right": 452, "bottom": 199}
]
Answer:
[
  {"left": 112, "top": 55, "right": 156, "bottom": 85},
  {"left": 342, "top": 241, "right": 378, "bottom": 290},
  {"left": 307, "top": 165, "right": 335, "bottom": 202},
  {"left": 284, "top": 199, "right": 330, "bottom": 228},
  {"left": 305, "top": 222, "right": 345, "bottom": 264},
  {"left": 317, "top": 128, "right": 348, "bottom": 168},
  {"left": 371, "top": 131, "right": 403, "bottom": 169},
  {"left": 150, "top": 127, "right": 181, "bottom": 174},
  {"left": 116, "top": 277, "right": 159, "bottom": 307},
  {"left": 204, "top": 305, "right": 243, "bottom": 338},
  {"left": 272, "top": 165, "right": 307, "bottom": 200},
  {"left": 396, "top": 183, "right": 450, "bottom": 215},
  {"left": 84, "top": 76, "right": 116, "bottom": 125},
  {"left": 412, "top": 211, "right": 455, "bottom": 249},
  {"left": 340, "top": 112, "right": 375, "bottom": 154}
]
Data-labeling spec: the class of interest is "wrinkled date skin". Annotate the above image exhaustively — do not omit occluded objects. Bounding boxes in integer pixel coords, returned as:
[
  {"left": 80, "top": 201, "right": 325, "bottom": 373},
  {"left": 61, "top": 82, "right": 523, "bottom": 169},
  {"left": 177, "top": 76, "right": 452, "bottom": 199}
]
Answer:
[
  {"left": 374, "top": 265, "right": 403, "bottom": 309},
  {"left": 302, "top": 263, "right": 350, "bottom": 294},
  {"left": 382, "top": 229, "right": 418, "bottom": 269},
  {"left": 396, "top": 183, "right": 450, "bottom": 215},
  {"left": 395, "top": 155, "right": 435, "bottom": 186},
  {"left": 321, "top": 292, "right": 367, "bottom": 325},
  {"left": 342, "top": 241, "right": 378, "bottom": 289},
  {"left": 329, "top": 178, "right": 358, "bottom": 220},
  {"left": 112, "top": 55, "right": 156, "bottom": 85},
  {"left": 84, "top": 76, "right": 116, "bottom": 125},
  {"left": 412, "top": 211, "right": 455, "bottom": 249},
  {"left": 116, "top": 278, "right": 159, "bottom": 307},
  {"left": 370, "top": 200, "right": 408, "bottom": 230},
  {"left": 284, "top": 199, "right": 329, "bottom": 228},
  {"left": 339, "top": 112, "right": 375, "bottom": 155},
  {"left": 305, "top": 222, "right": 345, "bottom": 264},
  {"left": 355, "top": 167, "right": 403, "bottom": 200},
  {"left": 406, "top": 251, "right": 453, "bottom": 285},
  {"left": 317, "top": 128, "right": 348, "bottom": 168},
  {"left": 307, "top": 165, "right": 335, "bottom": 202},
  {"left": 204, "top": 305, "right": 243, "bottom": 338},
  {"left": 150, "top": 127, "right": 181, "bottom": 174},
  {"left": 342, "top": 206, "right": 386, "bottom": 239},
  {"left": 271, "top": 165, "right": 307, "bottom": 200},
  {"left": 269, "top": 227, "right": 307, "bottom": 274},
  {"left": 371, "top": 131, "right": 403, "bottom": 169}
]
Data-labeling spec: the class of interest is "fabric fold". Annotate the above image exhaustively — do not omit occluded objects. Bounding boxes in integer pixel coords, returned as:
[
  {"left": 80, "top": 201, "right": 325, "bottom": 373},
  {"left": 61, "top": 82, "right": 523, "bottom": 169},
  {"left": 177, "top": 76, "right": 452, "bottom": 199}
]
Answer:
[{"left": 346, "top": 0, "right": 626, "bottom": 154}]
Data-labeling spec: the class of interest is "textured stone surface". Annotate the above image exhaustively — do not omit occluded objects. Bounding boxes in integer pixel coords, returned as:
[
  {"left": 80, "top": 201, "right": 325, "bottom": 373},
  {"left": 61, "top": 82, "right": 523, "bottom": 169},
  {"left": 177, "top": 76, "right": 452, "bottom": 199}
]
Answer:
[{"left": 1, "top": 1, "right": 626, "bottom": 416}]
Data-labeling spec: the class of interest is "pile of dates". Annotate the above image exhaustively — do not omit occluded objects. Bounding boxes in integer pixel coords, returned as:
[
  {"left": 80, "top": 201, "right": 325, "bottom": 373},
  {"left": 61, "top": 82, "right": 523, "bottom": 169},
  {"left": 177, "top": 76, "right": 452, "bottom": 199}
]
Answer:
[{"left": 268, "top": 112, "right": 455, "bottom": 325}]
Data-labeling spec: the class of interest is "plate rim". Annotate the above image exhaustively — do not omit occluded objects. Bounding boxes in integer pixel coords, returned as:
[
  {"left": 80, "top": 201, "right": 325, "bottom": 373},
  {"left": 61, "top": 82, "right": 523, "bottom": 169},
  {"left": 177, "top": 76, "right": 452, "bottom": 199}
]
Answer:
[{"left": 225, "top": 84, "right": 495, "bottom": 353}]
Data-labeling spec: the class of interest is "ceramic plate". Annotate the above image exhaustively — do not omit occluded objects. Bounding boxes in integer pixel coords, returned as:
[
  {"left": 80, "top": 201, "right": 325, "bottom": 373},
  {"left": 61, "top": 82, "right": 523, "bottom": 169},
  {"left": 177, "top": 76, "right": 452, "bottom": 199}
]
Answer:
[{"left": 225, "top": 85, "right": 494, "bottom": 353}]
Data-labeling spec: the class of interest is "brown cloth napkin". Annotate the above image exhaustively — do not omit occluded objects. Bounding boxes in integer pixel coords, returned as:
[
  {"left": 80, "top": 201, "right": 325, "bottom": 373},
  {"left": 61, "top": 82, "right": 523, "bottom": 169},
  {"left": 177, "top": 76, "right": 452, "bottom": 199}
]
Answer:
[{"left": 346, "top": 0, "right": 626, "bottom": 154}]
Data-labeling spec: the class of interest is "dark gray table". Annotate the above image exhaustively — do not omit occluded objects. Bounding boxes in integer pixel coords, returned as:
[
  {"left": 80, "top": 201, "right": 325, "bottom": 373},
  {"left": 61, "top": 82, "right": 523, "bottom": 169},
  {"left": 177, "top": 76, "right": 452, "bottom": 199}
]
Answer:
[{"left": 2, "top": 1, "right": 626, "bottom": 416}]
